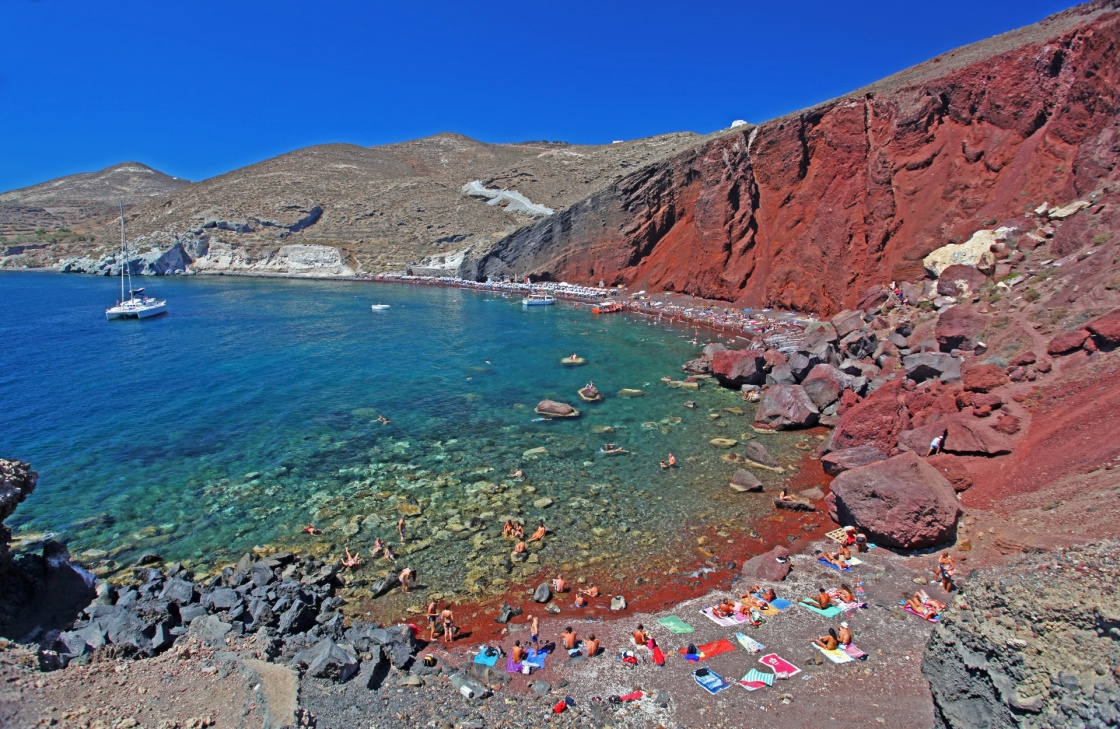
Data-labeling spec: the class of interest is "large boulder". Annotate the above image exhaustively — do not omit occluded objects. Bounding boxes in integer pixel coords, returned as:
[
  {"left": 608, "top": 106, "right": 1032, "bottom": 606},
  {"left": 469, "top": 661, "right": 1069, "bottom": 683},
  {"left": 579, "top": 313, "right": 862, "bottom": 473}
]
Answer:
[
  {"left": 740, "top": 546, "right": 791, "bottom": 582},
  {"left": 923, "top": 229, "right": 1002, "bottom": 277},
  {"left": 936, "top": 264, "right": 988, "bottom": 297},
  {"left": 730, "top": 469, "right": 763, "bottom": 492},
  {"left": 943, "top": 419, "right": 1013, "bottom": 456},
  {"left": 711, "top": 349, "right": 766, "bottom": 388},
  {"left": 935, "top": 306, "right": 984, "bottom": 353},
  {"left": 831, "top": 310, "right": 864, "bottom": 339},
  {"left": 828, "top": 379, "right": 908, "bottom": 454},
  {"left": 752, "top": 384, "right": 819, "bottom": 430},
  {"left": 534, "top": 400, "right": 579, "bottom": 418},
  {"left": 830, "top": 452, "right": 961, "bottom": 550},
  {"left": 961, "top": 364, "right": 1009, "bottom": 393},
  {"left": 741, "top": 441, "right": 783, "bottom": 471},
  {"left": 821, "top": 445, "right": 887, "bottom": 476},
  {"left": 1085, "top": 309, "right": 1120, "bottom": 348},
  {"left": 297, "top": 638, "right": 360, "bottom": 682},
  {"left": 904, "top": 352, "right": 961, "bottom": 383},
  {"left": 801, "top": 364, "right": 846, "bottom": 409},
  {"left": 1047, "top": 329, "right": 1089, "bottom": 355}
]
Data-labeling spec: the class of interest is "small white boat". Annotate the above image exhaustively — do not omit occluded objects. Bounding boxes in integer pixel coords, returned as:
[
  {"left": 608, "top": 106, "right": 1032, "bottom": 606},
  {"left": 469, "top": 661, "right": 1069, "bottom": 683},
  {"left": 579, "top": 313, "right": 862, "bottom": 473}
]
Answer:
[
  {"left": 522, "top": 292, "right": 556, "bottom": 307},
  {"left": 370, "top": 304, "right": 391, "bottom": 311},
  {"left": 106, "top": 201, "right": 167, "bottom": 321}
]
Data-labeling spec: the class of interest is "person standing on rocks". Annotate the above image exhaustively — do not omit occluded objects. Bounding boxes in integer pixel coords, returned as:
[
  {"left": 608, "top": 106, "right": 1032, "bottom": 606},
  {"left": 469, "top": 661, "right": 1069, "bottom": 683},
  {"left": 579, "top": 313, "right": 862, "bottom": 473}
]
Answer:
[
  {"left": 440, "top": 606, "right": 456, "bottom": 644},
  {"left": 529, "top": 614, "right": 540, "bottom": 648},
  {"left": 426, "top": 600, "right": 439, "bottom": 641},
  {"left": 937, "top": 551, "right": 956, "bottom": 592},
  {"left": 399, "top": 566, "right": 416, "bottom": 592},
  {"left": 398, "top": 516, "right": 407, "bottom": 543}
]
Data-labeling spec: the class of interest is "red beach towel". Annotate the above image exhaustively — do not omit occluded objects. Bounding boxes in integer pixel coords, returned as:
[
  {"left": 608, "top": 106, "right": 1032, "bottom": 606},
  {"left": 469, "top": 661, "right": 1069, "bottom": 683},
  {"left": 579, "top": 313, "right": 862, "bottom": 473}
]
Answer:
[
  {"left": 652, "top": 645, "right": 666, "bottom": 666},
  {"left": 679, "top": 638, "right": 736, "bottom": 661},
  {"left": 758, "top": 653, "right": 801, "bottom": 677}
]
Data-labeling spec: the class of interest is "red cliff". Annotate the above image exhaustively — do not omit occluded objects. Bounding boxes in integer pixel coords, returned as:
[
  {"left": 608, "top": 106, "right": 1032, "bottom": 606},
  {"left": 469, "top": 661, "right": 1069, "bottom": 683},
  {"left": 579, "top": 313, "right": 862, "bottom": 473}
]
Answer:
[{"left": 468, "top": 2, "right": 1120, "bottom": 315}]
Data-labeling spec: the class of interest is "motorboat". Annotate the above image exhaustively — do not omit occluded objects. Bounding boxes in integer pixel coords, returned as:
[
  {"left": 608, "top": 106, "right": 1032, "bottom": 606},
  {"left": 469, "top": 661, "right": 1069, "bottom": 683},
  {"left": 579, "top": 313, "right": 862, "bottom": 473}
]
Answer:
[
  {"left": 105, "top": 201, "right": 167, "bottom": 321},
  {"left": 592, "top": 301, "right": 622, "bottom": 314},
  {"left": 522, "top": 292, "right": 556, "bottom": 307},
  {"left": 370, "top": 304, "right": 391, "bottom": 311}
]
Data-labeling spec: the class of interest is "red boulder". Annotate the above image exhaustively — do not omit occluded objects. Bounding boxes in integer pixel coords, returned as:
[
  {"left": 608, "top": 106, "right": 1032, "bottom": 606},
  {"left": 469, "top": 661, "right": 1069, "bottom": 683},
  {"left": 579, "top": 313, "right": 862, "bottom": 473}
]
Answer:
[
  {"left": 962, "top": 364, "right": 1009, "bottom": 393},
  {"left": 936, "top": 264, "right": 988, "bottom": 297},
  {"left": 830, "top": 452, "right": 961, "bottom": 550},
  {"left": 1085, "top": 308, "right": 1120, "bottom": 347},
  {"left": 711, "top": 349, "right": 766, "bottom": 388},
  {"left": 752, "top": 384, "right": 819, "bottom": 430},
  {"left": 935, "top": 305, "right": 984, "bottom": 353},
  {"left": 943, "top": 419, "right": 1013, "bottom": 456},
  {"left": 821, "top": 445, "right": 888, "bottom": 475},
  {"left": 1047, "top": 330, "right": 1089, "bottom": 356},
  {"left": 741, "top": 546, "right": 792, "bottom": 582},
  {"left": 801, "top": 364, "right": 846, "bottom": 410},
  {"left": 829, "top": 379, "right": 908, "bottom": 453}
]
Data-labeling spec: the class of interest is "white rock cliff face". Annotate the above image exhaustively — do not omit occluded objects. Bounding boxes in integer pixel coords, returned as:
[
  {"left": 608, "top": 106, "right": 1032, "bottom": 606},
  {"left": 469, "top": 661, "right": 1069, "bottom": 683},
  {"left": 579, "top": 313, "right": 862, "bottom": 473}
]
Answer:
[{"left": 189, "top": 242, "right": 353, "bottom": 276}]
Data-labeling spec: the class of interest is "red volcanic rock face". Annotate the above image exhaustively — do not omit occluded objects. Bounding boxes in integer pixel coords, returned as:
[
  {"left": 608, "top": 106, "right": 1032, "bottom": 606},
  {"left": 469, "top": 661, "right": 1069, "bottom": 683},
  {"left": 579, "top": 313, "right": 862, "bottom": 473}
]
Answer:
[{"left": 474, "top": 8, "right": 1120, "bottom": 316}]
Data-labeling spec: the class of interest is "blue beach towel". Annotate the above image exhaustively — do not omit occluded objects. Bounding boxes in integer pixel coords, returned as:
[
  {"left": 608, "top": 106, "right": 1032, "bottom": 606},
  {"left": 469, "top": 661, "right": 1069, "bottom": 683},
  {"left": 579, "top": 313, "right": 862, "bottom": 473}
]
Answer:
[
  {"left": 769, "top": 598, "right": 793, "bottom": 610},
  {"left": 524, "top": 649, "right": 547, "bottom": 669},
  {"left": 818, "top": 557, "right": 852, "bottom": 572},
  {"left": 692, "top": 667, "right": 732, "bottom": 694},
  {"left": 798, "top": 601, "right": 843, "bottom": 618},
  {"left": 473, "top": 648, "right": 500, "bottom": 667}
]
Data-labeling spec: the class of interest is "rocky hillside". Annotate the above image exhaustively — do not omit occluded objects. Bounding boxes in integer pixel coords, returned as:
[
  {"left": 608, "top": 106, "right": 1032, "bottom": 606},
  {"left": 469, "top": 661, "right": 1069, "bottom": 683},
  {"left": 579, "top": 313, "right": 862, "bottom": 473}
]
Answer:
[
  {"left": 463, "top": 1, "right": 1120, "bottom": 316},
  {"left": 1, "top": 132, "right": 707, "bottom": 275},
  {"left": 0, "top": 162, "right": 187, "bottom": 243},
  {"left": 923, "top": 541, "right": 1120, "bottom": 728}
]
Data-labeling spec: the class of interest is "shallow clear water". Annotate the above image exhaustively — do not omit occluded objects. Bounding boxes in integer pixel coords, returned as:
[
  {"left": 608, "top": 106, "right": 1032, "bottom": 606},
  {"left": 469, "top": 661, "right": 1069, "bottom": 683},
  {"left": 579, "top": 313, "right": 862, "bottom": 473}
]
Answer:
[{"left": 1, "top": 272, "right": 808, "bottom": 599}]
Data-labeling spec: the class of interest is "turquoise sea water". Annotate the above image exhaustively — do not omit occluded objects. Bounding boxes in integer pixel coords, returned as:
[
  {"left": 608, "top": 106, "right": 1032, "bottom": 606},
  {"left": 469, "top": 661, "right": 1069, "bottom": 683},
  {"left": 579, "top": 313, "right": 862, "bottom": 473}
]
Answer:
[{"left": 1, "top": 272, "right": 807, "bottom": 600}]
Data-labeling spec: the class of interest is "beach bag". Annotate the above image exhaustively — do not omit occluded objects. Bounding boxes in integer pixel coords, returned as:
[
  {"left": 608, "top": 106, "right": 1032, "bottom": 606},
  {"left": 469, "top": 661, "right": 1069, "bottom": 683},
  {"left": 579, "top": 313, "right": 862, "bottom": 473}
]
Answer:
[{"left": 423, "top": 655, "right": 437, "bottom": 667}]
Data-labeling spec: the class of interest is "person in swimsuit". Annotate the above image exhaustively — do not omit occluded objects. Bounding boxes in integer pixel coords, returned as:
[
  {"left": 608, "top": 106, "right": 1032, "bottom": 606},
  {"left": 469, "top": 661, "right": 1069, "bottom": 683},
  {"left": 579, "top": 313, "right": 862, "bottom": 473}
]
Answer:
[
  {"left": 371, "top": 537, "right": 385, "bottom": 557},
  {"left": 529, "top": 615, "right": 539, "bottom": 647},
  {"left": 806, "top": 587, "right": 831, "bottom": 610},
  {"left": 552, "top": 574, "right": 567, "bottom": 593},
  {"left": 502, "top": 520, "right": 514, "bottom": 538},
  {"left": 837, "top": 622, "right": 853, "bottom": 646},
  {"left": 582, "top": 634, "right": 599, "bottom": 657},
  {"left": 511, "top": 640, "right": 526, "bottom": 663},
  {"left": 578, "top": 584, "right": 600, "bottom": 598},
  {"left": 513, "top": 540, "right": 527, "bottom": 555},
  {"left": 440, "top": 607, "right": 455, "bottom": 644},
  {"left": 574, "top": 593, "right": 588, "bottom": 608},
  {"left": 937, "top": 552, "right": 956, "bottom": 592},
  {"left": 631, "top": 624, "right": 649, "bottom": 646},
  {"left": 835, "top": 584, "right": 855, "bottom": 603},
  {"left": 527, "top": 521, "right": 547, "bottom": 543},
  {"left": 907, "top": 591, "right": 946, "bottom": 619},
  {"left": 513, "top": 522, "right": 525, "bottom": 539},
  {"left": 383, "top": 545, "right": 397, "bottom": 563},
  {"left": 426, "top": 601, "right": 439, "bottom": 641},
  {"left": 561, "top": 627, "right": 579, "bottom": 651},
  {"left": 301, "top": 524, "right": 322, "bottom": 535},
  {"left": 340, "top": 548, "right": 361, "bottom": 569},
  {"left": 398, "top": 516, "right": 406, "bottom": 543},
  {"left": 813, "top": 628, "right": 840, "bottom": 651},
  {"left": 399, "top": 566, "right": 416, "bottom": 592}
]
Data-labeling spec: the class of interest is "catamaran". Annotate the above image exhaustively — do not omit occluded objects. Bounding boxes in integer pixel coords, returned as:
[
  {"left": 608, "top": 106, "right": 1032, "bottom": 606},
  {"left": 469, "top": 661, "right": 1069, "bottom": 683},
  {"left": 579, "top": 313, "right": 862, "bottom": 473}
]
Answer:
[{"left": 105, "top": 201, "right": 167, "bottom": 320}]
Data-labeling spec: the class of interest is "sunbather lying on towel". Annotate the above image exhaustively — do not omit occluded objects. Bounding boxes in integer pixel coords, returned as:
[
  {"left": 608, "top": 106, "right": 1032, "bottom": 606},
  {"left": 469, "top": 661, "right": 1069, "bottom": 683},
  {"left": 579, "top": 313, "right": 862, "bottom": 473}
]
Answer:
[
  {"left": 712, "top": 601, "right": 739, "bottom": 619},
  {"left": 834, "top": 584, "right": 855, "bottom": 603},
  {"left": 822, "top": 545, "right": 851, "bottom": 568},
  {"left": 744, "top": 585, "right": 775, "bottom": 603},
  {"left": 813, "top": 628, "right": 840, "bottom": 651},
  {"left": 907, "top": 591, "right": 946, "bottom": 619}
]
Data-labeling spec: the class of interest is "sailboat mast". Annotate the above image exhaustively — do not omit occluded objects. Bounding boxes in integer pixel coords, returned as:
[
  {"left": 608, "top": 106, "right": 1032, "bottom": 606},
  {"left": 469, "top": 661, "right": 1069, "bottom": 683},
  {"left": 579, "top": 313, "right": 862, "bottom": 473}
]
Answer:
[{"left": 119, "top": 200, "right": 133, "bottom": 301}]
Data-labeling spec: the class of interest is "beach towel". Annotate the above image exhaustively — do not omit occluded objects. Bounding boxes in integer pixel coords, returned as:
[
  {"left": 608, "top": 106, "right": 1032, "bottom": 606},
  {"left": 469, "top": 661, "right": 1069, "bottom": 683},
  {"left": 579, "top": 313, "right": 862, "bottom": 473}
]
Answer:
[
  {"left": 474, "top": 648, "right": 500, "bottom": 667},
  {"left": 769, "top": 598, "right": 793, "bottom": 610},
  {"left": 739, "top": 668, "right": 775, "bottom": 691},
  {"left": 814, "top": 644, "right": 854, "bottom": 664},
  {"left": 902, "top": 603, "right": 941, "bottom": 622},
  {"left": 846, "top": 557, "right": 864, "bottom": 566},
  {"left": 652, "top": 645, "right": 665, "bottom": 666},
  {"left": 506, "top": 655, "right": 524, "bottom": 673},
  {"left": 735, "top": 632, "right": 765, "bottom": 653},
  {"left": 700, "top": 606, "right": 755, "bottom": 627},
  {"left": 826, "top": 589, "right": 866, "bottom": 613},
  {"left": 679, "top": 638, "right": 737, "bottom": 661},
  {"left": 692, "top": 667, "right": 732, "bottom": 695},
  {"left": 656, "top": 616, "right": 695, "bottom": 634},
  {"left": 818, "top": 557, "right": 852, "bottom": 572},
  {"left": 759, "top": 653, "right": 801, "bottom": 678},
  {"left": 842, "top": 644, "right": 868, "bottom": 660},
  {"left": 798, "top": 601, "right": 843, "bottom": 618},
  {"left": 524, "top": 649, "right": 547, "bottom": 669},
  {"left": 619, "top": 690, "right": 643, "bottom": 701}
]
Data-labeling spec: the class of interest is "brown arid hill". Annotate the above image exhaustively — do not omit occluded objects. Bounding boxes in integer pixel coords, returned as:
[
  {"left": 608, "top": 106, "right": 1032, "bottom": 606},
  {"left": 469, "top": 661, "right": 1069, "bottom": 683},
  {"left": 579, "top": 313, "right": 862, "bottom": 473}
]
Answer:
[
  {"left": 0, "top": 162, "right": 189, "bottom": 264},
  {"left": 0, "top": 132, "right": 707, "bottom": 274},
  {"left": 465, "top": 0, "right": 1120, "bottom": 316}
]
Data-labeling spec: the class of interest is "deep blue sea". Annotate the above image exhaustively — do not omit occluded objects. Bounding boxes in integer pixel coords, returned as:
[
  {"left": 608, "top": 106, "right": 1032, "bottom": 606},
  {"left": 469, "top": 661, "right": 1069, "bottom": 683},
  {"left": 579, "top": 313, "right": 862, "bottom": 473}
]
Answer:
[{"left": 1, "top": 272, "right": 805, "bottom": 599}]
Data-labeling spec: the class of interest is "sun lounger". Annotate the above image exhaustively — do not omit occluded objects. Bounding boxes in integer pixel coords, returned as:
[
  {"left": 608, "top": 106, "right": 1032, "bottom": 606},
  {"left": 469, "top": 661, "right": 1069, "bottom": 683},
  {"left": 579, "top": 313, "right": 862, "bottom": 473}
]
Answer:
[
  {"left": 814, "top": 644, "right": 854, "bottom": 664},
  {"left": 656, "top": 616, "right": 695, "bottom": 634},
  {"left": 734, "top": 632, "right": 765, "bottom": 653},
  {"left": 739, "top": 668, "right": 775, "bottom": 691},
  {"left": 692, "top": 667, "right": 732, "bottom": 694},
  {"left": 758, "top": 653, "right": 801, "bottom": 678},
  {"left": 798, "top": 601, "right": 843, "bottom": 618}
]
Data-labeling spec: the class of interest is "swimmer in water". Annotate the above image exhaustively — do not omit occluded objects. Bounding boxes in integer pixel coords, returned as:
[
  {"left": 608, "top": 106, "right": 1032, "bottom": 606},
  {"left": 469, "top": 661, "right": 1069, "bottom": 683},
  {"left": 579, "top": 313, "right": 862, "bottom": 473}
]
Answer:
[
  {"left": 301, "top": 524, "right": 322, "bottom": 535},
  {"left": 341, "top": 548, "right": 361, "bottom": 569},
  {"left": 527, "top": 521, "right": 547, "bottom": 542}
]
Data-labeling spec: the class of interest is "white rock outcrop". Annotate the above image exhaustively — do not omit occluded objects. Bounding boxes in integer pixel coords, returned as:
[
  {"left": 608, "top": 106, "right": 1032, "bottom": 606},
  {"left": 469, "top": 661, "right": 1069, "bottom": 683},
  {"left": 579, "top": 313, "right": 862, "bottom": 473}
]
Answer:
[{"left": 923, "top": 228, "right": 1011, "bottom": 277}]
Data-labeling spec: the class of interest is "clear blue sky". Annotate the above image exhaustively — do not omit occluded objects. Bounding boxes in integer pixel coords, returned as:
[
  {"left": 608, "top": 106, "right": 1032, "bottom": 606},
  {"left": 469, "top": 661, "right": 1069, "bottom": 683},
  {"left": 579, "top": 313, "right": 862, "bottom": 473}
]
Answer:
[{"left": 0, "top": 0, "right": 1079, "bottom": 191}]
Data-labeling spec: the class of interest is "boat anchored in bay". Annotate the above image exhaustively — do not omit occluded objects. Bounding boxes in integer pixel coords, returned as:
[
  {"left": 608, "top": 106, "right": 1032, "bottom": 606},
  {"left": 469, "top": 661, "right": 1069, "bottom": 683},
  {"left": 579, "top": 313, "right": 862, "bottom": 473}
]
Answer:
[
  {"left": 522, "top": 291, "right": 556, "bottom": 307},
  {"left": 105, "top": 201, "right": 167, "bottom": 321}
]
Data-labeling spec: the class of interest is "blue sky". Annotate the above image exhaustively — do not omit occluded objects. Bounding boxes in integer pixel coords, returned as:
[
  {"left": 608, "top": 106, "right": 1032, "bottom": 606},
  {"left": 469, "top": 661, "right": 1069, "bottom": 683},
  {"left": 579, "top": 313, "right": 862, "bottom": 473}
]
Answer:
[{"left": 0, "top": 0, "right": 1078, "bottom": 191}]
